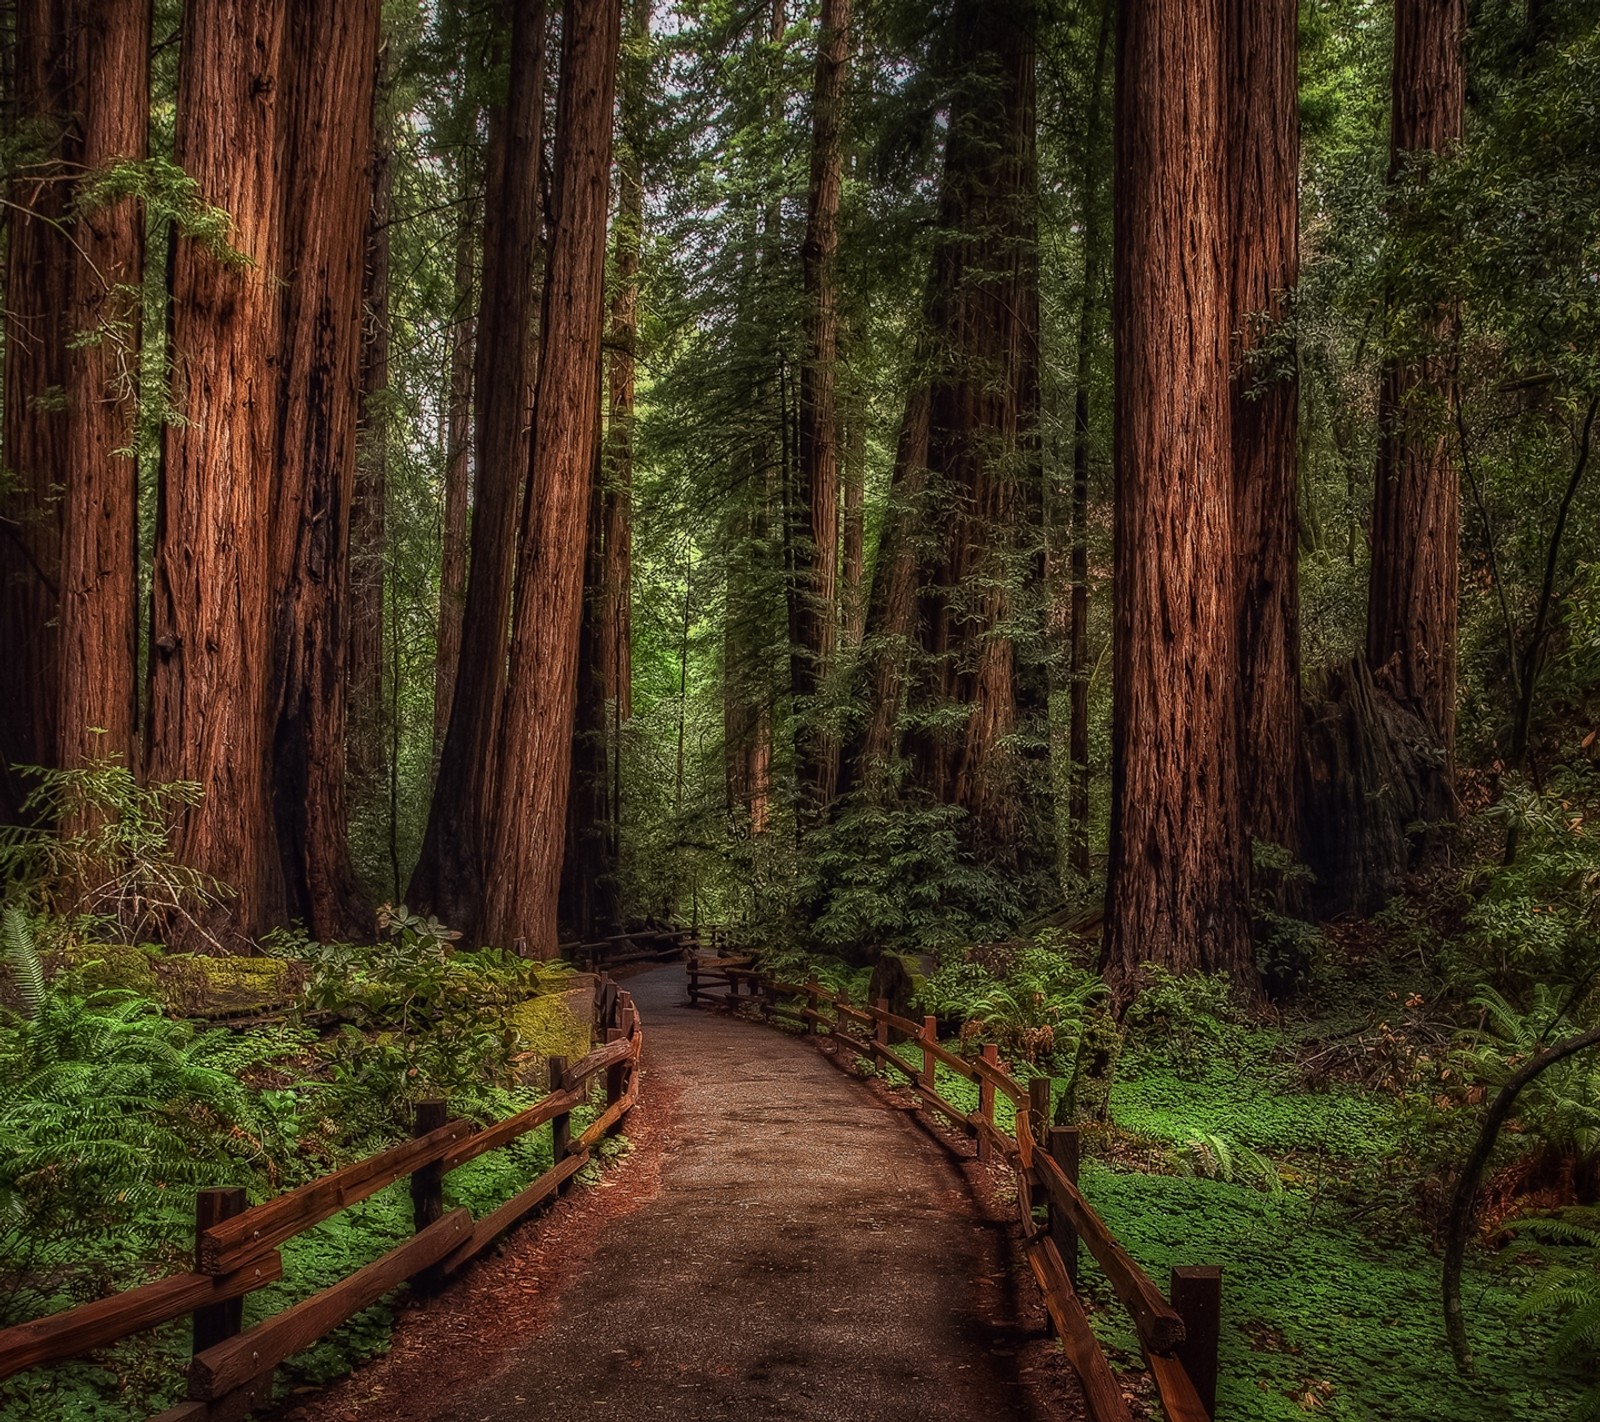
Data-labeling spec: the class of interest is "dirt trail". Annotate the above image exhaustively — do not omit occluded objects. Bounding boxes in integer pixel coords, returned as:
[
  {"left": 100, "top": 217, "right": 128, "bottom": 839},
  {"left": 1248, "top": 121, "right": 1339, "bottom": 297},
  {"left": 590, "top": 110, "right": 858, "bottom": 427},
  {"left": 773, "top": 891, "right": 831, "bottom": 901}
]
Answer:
[{"left": 286, "top": 966, "right": 1076, "bottom": 1422}]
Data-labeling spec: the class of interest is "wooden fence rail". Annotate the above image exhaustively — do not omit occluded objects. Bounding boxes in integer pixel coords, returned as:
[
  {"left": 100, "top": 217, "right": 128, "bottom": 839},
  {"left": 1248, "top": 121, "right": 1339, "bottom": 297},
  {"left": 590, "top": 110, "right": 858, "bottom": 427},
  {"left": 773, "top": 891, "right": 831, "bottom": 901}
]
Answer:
[
  {"left": 0, "top": 976, "right": 645, "bottom": 1422},
  {"left": 686, "top": 954, "right": 1222, "bottom": 1422}
]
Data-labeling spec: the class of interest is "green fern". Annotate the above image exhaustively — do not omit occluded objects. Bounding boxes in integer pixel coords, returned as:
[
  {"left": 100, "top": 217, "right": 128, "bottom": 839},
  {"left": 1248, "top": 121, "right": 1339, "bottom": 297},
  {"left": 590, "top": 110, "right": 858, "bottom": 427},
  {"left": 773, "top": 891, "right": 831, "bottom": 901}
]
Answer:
[
  {"left": 1, "top": 908, "right": 45, "bottom": 1019},
  {"left": 1518, "top": 1211, "right": 1600, "bottom": 1420},
  {"left": 1169, "top": 1129, "right": 1285, "bottom": 1195}
]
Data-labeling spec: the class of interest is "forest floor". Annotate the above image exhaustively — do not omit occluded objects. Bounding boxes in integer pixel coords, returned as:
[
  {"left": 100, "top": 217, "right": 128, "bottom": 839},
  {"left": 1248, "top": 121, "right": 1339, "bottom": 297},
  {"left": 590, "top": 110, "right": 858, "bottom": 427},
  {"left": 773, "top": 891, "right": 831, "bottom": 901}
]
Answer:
[{"left": 277, "top": 966, "right": 1081, "bottom": 1422}]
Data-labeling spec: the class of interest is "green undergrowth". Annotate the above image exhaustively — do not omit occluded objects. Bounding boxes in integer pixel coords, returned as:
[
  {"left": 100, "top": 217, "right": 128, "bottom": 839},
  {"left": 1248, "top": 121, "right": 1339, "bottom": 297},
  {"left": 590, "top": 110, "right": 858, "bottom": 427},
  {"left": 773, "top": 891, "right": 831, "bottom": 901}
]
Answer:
[
  {"left": 827, "top": 1014, "right": 1588, "bottom": 1420},
  {"left": 0, "top": 1105, "right": 612, "bottom": 1421},
  {"left": 1084, "top": 1165, "right": 1580, "bottom": 1421}
]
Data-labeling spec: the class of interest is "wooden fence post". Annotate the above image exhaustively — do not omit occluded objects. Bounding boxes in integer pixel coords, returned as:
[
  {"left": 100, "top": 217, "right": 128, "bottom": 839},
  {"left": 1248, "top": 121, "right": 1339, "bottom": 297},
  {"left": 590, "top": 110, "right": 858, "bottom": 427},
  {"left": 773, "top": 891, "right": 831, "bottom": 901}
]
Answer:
[
  {"left": 918, "top": 1015, "right": 937, "bottom": 1095},
  {"left": 409, "top": 1099, "right": 448, "bottom": 1297},
  {"left": 1171, "top": 1265, "right": 1222, "bottom": 1420},
  {"left": 192, "top": 1188, "right": 247, "bottom": 1356},
  {"left": 805, "top": 979, "right": 821, "bottom": 1034},
  {"left": 1048, "top": 1126, "right": 1080, "bottom": 1288},
  {"left": 549, "top": 1056, "right": 573, "bottom": 1190},
  {"left": 687, "top": 957, "right": 700, "bottom": 1008},
  {"left": 874, "top": 997, "right": 890, "bottom": 1055},
  {"left": 605, "top": 1026, "right": 626, "bottom": 1107},
  {"left": 977, "top": 1042, "right": 997, "bottom": 1162},
  {"left": 1028, "top": 1076, "right": 1051, "bottom": 1151}
]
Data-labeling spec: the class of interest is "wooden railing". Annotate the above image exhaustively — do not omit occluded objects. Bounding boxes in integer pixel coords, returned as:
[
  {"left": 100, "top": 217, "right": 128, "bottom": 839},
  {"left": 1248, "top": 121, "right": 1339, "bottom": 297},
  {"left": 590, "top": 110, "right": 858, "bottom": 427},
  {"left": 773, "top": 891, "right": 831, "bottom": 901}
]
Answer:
[
  {"left": 569, "top": 926, "right": 696, "bottom": 973},
  {"left": 0, "top": 978, "right": 645, "bottom": 1422},
  {"left": 687, "top": 955, "right": 1221, "bottom": 1422}
]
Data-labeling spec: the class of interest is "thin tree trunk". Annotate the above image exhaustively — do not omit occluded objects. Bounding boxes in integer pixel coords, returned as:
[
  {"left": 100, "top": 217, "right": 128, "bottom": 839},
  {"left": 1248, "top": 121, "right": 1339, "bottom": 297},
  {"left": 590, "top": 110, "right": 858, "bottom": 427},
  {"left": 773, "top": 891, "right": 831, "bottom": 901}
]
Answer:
[
  {"left": 148, "top": 0, "right": 287, "bottom": 946},
  {"left": 1227, "top": 0, "right": 1301, "bottom": 868},
  {"left": 1102, "top": 0, "right": 1252, "bottom": 1001},
  {"left": 791, "top": 0, "right": 850, "bottom": 822},
  {"left": 598, "top": 0, "right": 649, "bottom": 840},
  {"left": 409, "top": 0, "right": 546, "bottom": 936},
  {"left": 1066, "top": 0, "right": 1112, "bottom": 882},
  {"left": 486, "top": 0, "right": 621, "bottom": 955},
  {"left": 1365, "top": 0, "right": 1465, "bottom": 773},
  {"left": 350, "top": 34, "right": 394, "bottom": 800},
  {"left": 840, "top": 409, "right": 866, "bottom": 649},
  {"left": 434, "top": 201, "right": 477, "bottom": 756}
]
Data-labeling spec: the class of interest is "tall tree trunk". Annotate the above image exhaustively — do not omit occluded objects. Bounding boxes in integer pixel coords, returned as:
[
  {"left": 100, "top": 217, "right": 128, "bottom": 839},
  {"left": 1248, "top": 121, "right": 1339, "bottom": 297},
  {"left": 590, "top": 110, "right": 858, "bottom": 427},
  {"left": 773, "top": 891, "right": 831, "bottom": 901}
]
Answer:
[
  {"left": 268, "top": 0, "right": 381, "bottom": 941},
  {"left": 790, "top": 0, "right": 850, "bottom": 822},
  {"left": 1, "top": 0, "right": 151, "bottom": 814},
  {"left": 597, "top": 0, "right": 649, "bottom": 843},
  {"left": 561, "top": 402, "right": 620, "bottom": 940},
  {"left": 350, "top": 34, "right": 394, "bottom": 801},
  {"left": 434, "top": 200, "right": 477, "bottom": 756},
  {"left": 840, "top": 409, "right": 866, "bottom": 649},
  {"left": 1227, "top": 0, "right": 1301, "bottom": 861},
  {"left": 485, "top": 0, "right": 620, "bottom": 955},
  {"left": 1365, "top": 0, "right": 1465, "bottom": 775},
  {"left": 409, "top": 0, "right": 546, "bottom": 936},
  {"left": 900, "top": 0, "right": 1040, "bottom": 848},
  {"left": 1102, "top": 0, "right": 1252, "bottom": 1000},
  {"left": 148, "top": 0, "right": 287, "bottom": 946},
  {"left": 1066, "top": 0, "right": 1112, "bottom": 882}
]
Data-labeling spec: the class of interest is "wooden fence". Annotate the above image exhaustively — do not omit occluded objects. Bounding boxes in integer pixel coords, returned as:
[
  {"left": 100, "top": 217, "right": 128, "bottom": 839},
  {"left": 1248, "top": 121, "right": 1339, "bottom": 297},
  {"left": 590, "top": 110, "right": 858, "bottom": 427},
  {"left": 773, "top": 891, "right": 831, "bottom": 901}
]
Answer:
[
  {"left": 687, "top": 954, "right": 1221, "bottom": 1422},
  {"left": 0, "top": 977, "right": 645, "bottom": 1422}
]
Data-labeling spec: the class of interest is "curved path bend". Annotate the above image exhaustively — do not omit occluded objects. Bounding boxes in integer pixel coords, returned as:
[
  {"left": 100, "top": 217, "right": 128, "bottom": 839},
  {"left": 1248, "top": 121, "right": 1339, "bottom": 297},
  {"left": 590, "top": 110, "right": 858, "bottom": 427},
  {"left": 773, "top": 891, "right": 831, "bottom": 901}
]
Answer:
[{"left": 291, "top": 966, "right": 1070, "bottom": 1422}]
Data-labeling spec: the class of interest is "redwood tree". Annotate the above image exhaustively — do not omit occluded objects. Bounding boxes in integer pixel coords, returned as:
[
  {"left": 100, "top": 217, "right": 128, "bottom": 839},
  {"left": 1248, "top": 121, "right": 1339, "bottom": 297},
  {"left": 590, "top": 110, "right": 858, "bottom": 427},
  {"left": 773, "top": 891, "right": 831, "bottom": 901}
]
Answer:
[
  {"left": 1226, "top": 0, "right": 1301, "bottom": 858},
  {"left": 486, "top": 0, "right": 621, "bottom": 954},
  {"left": 1365, "top": 0, "right": 1466, "bottom": 770},
  {"left": 1102, "top": 0, "right": 1252, "bottom": 999},
  {"left": 269, "top": 0, "right": 382, "bottom": 939},
  {"left": 2, "top": 0, "right": 151, "bottom": 809},
  {"left": 410, "top": 0, "right": 547, "bottom": 935},
  {"left": 148, "top": 0, "right": 287, "bottom": 944},
  {"left": 790, "top": 0, "right": 850, "bottom": 821}
]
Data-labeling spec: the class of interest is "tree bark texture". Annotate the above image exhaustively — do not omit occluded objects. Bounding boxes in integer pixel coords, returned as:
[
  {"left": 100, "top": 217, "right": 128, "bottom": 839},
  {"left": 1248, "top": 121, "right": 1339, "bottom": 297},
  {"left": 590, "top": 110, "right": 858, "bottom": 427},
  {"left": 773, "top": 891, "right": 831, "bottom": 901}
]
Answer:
[
  {"left": 486, "top": 0, "right": 620, "bottom": 955},
  {"left": 409, "top": 0, "right": 546, "bottom": 936},
  {"left": 268, "top": 0, "right": 381, "bottom": 940},
  {"left": 148, "top": 0, "right": 287, "bottom": 945},
  {"left": 1227, "top": 0, "right": 1301, "bottom": 859},
  {"left": 910, "top": 0, "right": 1040, "bottom": 847},
  {"left": 597, "top": 0, "right": 649, "bottom": 836},
  {"left": 434, "top": 202, "right": 477, "bottom": 756},
  {"left": 560, "top": 407, "right": 621, "bottom": 941},
  {"left": 1066, "top": 0, "right": 1112, "bottom": 881},
  {"left": 2, "top": 0, "right": 151, "bottom": 811},
  {"left": 350, "top": 35, "right": 394, "bottom": 799},
  {"left": 790, "top": 0, "right": 850, "bottom": 821},
  {"left": 1103, "top": 0, "right": 1252, "bottom": 999},
  {"left": 1365, "top": 0, "right": 1465, "bottom": 768}
]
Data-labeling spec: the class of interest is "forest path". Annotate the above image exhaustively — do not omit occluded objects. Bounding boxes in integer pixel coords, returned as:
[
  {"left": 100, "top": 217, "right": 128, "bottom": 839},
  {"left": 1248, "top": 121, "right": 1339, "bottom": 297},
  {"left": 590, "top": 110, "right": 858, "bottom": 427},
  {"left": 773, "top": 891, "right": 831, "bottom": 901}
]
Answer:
[
  {"left": 286, "top": 964, "right": 1070, "bottom": 1422},
  {"left": 434, "top": 964, "right": 1049, "bottom": 1420}
]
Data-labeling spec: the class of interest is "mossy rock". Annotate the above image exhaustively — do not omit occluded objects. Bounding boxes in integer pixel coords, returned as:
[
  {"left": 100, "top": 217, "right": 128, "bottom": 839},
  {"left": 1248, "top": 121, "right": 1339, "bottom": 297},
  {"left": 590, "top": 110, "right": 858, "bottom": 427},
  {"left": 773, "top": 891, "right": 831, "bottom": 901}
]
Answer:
[
  {"left": 154, "top": 953, "right": 299, "bottom": 1015},
  {"left": 504, "top": 983, "right": 593, "bottom": 1088},
  {"left": 60, "top": 942, "right": 161, "bottom": 998}
]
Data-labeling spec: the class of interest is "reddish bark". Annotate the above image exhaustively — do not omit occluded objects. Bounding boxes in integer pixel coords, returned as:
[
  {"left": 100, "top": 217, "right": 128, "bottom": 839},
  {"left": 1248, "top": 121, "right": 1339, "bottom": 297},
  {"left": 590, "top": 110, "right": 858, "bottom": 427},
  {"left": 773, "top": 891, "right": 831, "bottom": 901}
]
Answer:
[
  {"left": 410, "top": 0, "right": 547, "bottom": 936},
  {"left": 486, "top": 0, "right": 621, "bottom": 955},
  {"left": 350, "top": 37, "right": 394, "bottom": 797},
  {"left": 1227, "top": 0, "right": 1301, "bottom": 858},
  {"left": 1102, "top": 0, "right": 1252, "bottom": 999},
  {"left": 1365, "top": 0, "right": 1466, "bottom": 771},
  {"left": 148, "top": 0, "right": 287, "bottom": 944},
  {"left": 269, "top": 0, "right": 381, "bottom": 940},
  {"left": 791, "top": 0, "right": 850, "bottom": 820},
  {"left": 434, "top": 208, "right": 477, "bottom": 756},
  {"left": 596, "top": 0, "right": 649, "bottom": 832},
  {"left": 0, "top": 0, "right": 151, "bottom": 812}
]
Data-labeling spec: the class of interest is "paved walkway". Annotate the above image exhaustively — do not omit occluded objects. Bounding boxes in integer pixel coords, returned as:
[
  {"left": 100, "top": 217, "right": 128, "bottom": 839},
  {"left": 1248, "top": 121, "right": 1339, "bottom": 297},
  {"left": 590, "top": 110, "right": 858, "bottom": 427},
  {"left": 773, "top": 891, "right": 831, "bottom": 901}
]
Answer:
[{"left": 440, "top": 967, "right": 1041, "bottom": 1421}]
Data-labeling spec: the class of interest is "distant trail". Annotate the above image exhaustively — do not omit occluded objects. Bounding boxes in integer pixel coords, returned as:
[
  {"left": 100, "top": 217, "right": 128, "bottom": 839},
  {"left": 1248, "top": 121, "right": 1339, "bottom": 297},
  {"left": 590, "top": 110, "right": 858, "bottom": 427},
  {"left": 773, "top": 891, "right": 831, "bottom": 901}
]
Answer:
[{"left": 287, "top": 966, "right": 1076, "bottom": 1422}]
